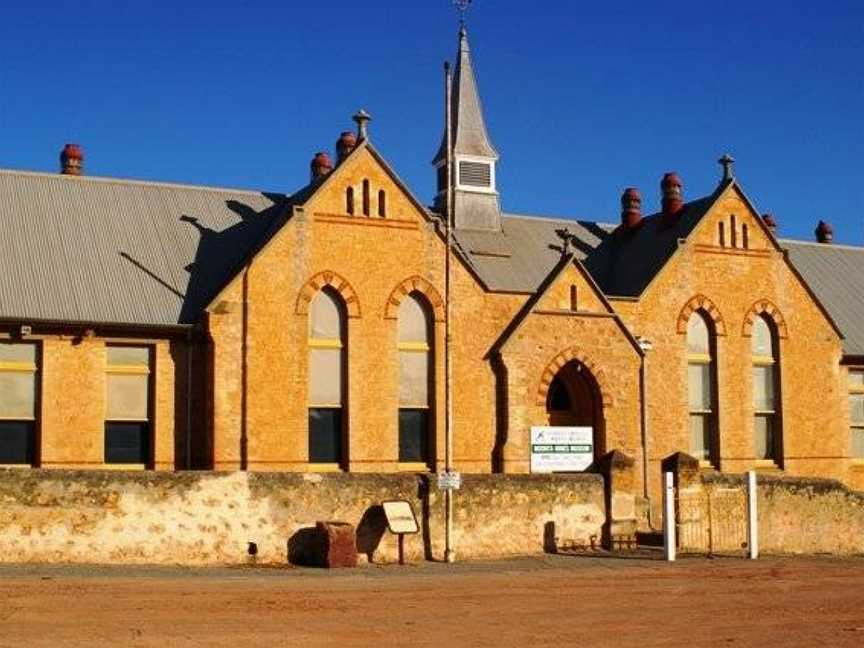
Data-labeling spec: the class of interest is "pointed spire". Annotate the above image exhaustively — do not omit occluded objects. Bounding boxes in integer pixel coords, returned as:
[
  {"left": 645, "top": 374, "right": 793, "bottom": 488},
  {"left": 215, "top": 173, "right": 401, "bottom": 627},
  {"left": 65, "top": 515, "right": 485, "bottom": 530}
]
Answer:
[{"left": 432, "top": 27, "right": 498, "bottom": 165}]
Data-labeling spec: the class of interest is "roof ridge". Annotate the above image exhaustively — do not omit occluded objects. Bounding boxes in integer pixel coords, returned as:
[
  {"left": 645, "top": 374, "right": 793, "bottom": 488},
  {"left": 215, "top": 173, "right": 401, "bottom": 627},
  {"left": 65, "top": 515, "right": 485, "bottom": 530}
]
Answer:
[
  {"left": 502, "top": 211, "right": 615, "bottom": 228},
  {"left": 0, "top": 167, "right": 279, "bottom": 197},
  {"left": 781, "top": 238, "right": 864, "bottom": 252}
]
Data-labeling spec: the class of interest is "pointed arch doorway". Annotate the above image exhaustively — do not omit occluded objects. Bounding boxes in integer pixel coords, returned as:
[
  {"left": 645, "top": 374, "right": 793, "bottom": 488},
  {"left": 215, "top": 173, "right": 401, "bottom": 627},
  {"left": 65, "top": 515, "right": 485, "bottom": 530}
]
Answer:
[{"left": 546, "top": 360, "right": 606, "bottom": 462}]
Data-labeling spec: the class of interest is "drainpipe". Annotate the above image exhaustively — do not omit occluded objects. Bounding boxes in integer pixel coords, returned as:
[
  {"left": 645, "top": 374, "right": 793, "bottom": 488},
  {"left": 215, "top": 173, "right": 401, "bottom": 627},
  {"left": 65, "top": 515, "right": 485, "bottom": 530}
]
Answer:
[
  {"left": 185, "top": 330, "right": 193, "bottom": 470},
  {"left": 637, "top": 337, "right": 656, "bottom": 529}
]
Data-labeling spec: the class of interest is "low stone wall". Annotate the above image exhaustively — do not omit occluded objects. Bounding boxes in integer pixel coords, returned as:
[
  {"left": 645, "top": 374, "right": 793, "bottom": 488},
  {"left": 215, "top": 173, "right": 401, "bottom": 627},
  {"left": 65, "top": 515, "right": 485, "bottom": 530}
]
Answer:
[
  {"left": 0, "top": 470, "right": 605, "bottom": 565},
  {"left": 664, "top": 454, "right": 864, "bottom": 555}
]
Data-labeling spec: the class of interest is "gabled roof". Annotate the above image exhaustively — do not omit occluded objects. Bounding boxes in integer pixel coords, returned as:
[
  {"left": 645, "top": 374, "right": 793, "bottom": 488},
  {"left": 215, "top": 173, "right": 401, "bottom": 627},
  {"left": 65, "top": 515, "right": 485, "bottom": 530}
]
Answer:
[
  {"left": 782, "top": 240, "right": 864, "bottom": 357},
  {"left": 0, "top": 168, "right": 288, "bottom": 327},
  {"left": 432, "top": 27, "right": 499, "bottom": 166},
  {"left": 488, "top": 252, "right": 643, "bottom": 358}
]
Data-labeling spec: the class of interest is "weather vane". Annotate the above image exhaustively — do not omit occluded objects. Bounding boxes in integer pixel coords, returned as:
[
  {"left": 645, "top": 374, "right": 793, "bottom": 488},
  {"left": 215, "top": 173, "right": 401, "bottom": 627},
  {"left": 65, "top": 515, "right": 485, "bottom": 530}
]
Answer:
[{"left": 454, "top": 0, "right": 472, "bottom": 28}]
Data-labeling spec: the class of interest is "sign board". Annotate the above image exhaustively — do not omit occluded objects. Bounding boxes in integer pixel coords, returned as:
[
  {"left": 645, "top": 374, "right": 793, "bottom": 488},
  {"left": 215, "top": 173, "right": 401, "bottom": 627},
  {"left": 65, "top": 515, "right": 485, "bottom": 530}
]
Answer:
[
  {"left": 382, "top": 500, "right": 419, "bottom": 535},
  {"left": 437, "top": 471, "right": 462, "bottom": 491},
  {"left": 530, "top": 426, "right": 593, "bottom": 473}
]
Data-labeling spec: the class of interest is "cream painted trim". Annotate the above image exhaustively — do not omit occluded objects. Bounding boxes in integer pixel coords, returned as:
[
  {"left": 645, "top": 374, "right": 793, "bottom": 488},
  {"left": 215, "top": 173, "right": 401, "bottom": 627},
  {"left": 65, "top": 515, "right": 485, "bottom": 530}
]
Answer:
[
  {"left": 308, "top": 338, "right": 343, "bottom": 349},
  {"left": 397, "top": 342, "right": 430, "bottom": 352},
  {"left": 0, "top": 464, "right": 32, "bottom": 469},
  {"left": 0, "top": 416, "right": 35, "bottom": 422},
  {"left": 0, "top": 362, "right": 37, "bottom": 372},
  {"left": 100, "top": 464, "right": 148, "bottom": 471},
  {"left": 105, "top": 364, "right": 150, "bottom": 375}
]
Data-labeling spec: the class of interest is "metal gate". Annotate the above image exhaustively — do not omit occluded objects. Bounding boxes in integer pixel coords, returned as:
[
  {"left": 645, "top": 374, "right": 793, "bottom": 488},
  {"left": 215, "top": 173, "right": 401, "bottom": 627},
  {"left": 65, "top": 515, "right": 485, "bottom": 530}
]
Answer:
[{"left": 676, "top": 486, "right": 748, "bottom": 556}]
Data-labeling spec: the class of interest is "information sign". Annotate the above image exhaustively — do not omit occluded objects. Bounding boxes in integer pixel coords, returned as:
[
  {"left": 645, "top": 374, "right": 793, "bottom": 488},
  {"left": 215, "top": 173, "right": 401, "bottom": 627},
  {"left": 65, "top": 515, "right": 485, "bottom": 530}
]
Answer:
[
  {"left": 382, "top": 500, "right": 419, "bottom": 535},
  {"left": 530, "top": 426, "right": 594, "bottom": 473},
  {"left": 437, "top": 471, "right": 462, "bottom": 491}
]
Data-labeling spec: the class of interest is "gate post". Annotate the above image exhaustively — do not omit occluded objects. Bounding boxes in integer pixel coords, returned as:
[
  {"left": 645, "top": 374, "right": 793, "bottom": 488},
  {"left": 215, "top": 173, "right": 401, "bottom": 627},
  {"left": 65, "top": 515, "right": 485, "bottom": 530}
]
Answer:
[
  {"left": 663, "top": 471, "right": 675, "bottom": 562},
  {"left": 596, "top": 450, "right": 637, "bottom": 550},
  {"left": 747, "top": 470, "right": 759, "bottom": 559}
]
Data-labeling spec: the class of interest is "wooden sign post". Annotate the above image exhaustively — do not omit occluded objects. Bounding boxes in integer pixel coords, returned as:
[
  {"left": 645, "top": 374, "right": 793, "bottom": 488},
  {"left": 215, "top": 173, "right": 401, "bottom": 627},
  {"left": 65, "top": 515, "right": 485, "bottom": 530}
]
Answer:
[{"left": 382, "top": 500, "right": 420, "bottom": 565}]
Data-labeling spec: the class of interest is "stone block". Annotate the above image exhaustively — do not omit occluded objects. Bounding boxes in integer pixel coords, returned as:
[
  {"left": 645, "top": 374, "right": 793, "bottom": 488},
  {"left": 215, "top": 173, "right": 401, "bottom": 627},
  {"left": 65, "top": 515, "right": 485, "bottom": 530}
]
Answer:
[{"left": 317, "top": 521, "right": 357, "bottom": 568}]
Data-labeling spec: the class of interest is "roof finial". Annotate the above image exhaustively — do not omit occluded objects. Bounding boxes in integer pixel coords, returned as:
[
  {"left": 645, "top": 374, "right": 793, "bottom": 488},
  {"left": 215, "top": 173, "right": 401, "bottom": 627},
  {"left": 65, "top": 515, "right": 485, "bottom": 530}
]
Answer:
[
  {"left": 353, "top": 109, "right": 371, "bottom": 142},
  {"left": 554, "top": 227, "right": 577, "bottom": 257},
  {"left": 454, "top": 0, "right": 471, "bottom": 31},
  {"left": 719, "top": 153, "right": 735, "bottom": 183}
]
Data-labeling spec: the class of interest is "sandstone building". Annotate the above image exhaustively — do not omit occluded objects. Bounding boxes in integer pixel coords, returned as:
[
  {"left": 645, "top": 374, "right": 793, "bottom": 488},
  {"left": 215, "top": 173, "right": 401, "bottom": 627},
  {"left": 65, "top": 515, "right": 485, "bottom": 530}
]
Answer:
[{"left": 1, "top": 28, "right": 862, "bottom": 503}]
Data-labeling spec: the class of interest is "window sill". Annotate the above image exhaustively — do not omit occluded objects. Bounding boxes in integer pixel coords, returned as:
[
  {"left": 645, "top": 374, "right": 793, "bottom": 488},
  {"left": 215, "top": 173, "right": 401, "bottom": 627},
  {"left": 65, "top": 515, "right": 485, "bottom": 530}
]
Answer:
[
  {"left": 754, "top": 460, "right": 782, "bottom": 472},
  {"left": 102, "top": 463, "right": 148, "bottom": 471},
  {"left": 305, "top": 463, "right": 344, "bottom": 473},
  {"left": 0, "top": 464, "right": 32, "bottom": 469},
  {"left": 398, "top": 462, "right": 430, "bottom": 473},
  {"left": 698, "top": 460, "right": 717, "bottom": 470},
  {"left": 850, "top": 460, "right": 864, "bottom": 470}
]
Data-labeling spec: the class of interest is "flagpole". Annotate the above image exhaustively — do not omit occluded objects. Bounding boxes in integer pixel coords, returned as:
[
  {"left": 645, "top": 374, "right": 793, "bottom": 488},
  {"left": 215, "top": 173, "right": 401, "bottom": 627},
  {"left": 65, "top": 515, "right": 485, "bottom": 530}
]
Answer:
[{"left": 443, "top": 59, "right": 456, "bottom": 564}]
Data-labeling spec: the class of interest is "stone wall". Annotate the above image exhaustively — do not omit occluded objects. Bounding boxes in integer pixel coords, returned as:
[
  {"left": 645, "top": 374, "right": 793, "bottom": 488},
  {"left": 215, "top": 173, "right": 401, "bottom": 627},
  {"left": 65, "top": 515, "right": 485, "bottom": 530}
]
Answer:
[
  {"left": 0, "top": 469, "right": 604, "bottom": 565},
  {"left": 665, "top": 455, "right": 864, "bottom": 555}
]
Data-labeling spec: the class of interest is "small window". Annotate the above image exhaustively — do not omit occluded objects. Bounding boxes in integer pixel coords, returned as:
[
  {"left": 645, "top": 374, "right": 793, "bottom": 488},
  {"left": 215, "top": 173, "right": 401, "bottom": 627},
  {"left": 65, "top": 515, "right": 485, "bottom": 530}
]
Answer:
[
  {"left": 378, "top": 190, "right": 386, "bottom": 217},
  {"left": 0, "top": 342, "right": 38, "bottom": 465},
  {"left": 569, "top": 285, "right": 577, "bottom": 312},
  {"left": 362, "top": 179, "right": 370, "bottom": 216},
  {"left": 346, "top": 187, "right": 354, "bottom": 215},
  {"left": 458, "top": 161, "right": 491, "bottom": 188},
  {"left": 731, "top": 215, "right": 738, "bottom": 248},
  {"left": 742, "top": 223, "right": 749, "bottom": 249},
  {"left": 850, "top": 369, "right": 864, "bottom": 459},
  {"left": 719, "top": 222, "right": 726, "bottom": 247},
  {"left": 105, "top": 345, "right": 151, "bottom": 464}
]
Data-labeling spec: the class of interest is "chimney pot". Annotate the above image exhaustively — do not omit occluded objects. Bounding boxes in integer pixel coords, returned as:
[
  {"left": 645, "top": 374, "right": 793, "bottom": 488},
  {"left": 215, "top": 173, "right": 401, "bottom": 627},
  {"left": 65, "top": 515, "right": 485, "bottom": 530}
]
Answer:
[
  {"left": 60, "top": 143, "right": 84, "bottom": 175},
  {"left": 661, "top": 172, "right": 684, "bottom": 218},
  {"left": 352, "top": 109, "right": 372, "bottom": 141},
  {"left": 336, "top": 131, "right": 357, "bottom": 163},
  {"left": 762, "top": 213, "right": 777, "bottom": 235},
  {"left": 815, "top": 220, "right": 833, "bottom": 244},
  {"left": 620, "top": 187, "right": 642, "bottom": 229},
  {"left": 310, "top": 151, "right": 333, "bottom": 182}
]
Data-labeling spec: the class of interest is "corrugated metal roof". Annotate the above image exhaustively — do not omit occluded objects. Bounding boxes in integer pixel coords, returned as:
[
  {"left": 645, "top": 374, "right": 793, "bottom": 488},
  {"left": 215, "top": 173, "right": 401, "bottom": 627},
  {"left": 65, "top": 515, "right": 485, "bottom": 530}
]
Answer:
[
  {"left": 0, "top": 169, "right": 286, "bottom": 327},
  {"left": 454, "top": 213, "right": 613, "bottom": 293},
  {"left": 782, "top": 240, "right": 864, "bottom": 356}
]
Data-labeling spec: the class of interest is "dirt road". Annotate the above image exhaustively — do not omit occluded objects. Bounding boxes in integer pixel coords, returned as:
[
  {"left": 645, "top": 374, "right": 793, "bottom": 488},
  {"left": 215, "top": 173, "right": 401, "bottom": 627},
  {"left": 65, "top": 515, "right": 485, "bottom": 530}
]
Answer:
[{"left": 1, "top": 555, "right": 863, "bottom": 647}]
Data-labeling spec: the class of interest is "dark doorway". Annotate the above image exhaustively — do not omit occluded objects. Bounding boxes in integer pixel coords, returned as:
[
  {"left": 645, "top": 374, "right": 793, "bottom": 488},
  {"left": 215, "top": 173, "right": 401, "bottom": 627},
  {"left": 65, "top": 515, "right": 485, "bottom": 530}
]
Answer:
[{"left": 545, "top": 361, "right": 606, "bottom": 459}]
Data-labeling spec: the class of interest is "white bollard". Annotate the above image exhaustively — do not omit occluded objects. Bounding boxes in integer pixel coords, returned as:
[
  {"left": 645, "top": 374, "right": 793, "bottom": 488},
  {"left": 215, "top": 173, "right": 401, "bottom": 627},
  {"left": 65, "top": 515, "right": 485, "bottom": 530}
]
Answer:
[
  {"left": 663, "top": 471, "right": 676, "bottom": 562},
  {"left": 747, "top": 470, "right": 759, "bottom": 560}
]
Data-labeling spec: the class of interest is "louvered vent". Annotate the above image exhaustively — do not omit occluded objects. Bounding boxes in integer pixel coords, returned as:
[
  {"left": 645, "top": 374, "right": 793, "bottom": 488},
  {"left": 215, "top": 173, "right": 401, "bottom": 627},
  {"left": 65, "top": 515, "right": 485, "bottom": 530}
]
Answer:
[{"left": 459, "top": 161, "right": 491, "bottom": 188}]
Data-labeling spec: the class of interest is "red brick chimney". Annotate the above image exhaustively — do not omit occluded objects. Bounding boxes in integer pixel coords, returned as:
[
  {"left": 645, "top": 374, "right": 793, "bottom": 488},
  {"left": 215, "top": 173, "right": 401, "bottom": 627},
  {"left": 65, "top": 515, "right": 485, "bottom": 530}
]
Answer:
[
  {"left": 60, "top": 143, "right": 84, "bottom": 175},
  {"left": 336, "top": 131, "right": 357, "bottom": 164},
  {"left": 310, "top": 152, "right": 333, "bottom": 182},
  {"left": 815, "top": 220, "right": 833, "bottom": 244},
  {"left": 661, "top": 172, "right": 684, "bottom": 217},
  {"left": 620, "top": 188, "right": 642, "bottom": 229},
  {"left": 762, "top": 213, "right": 777, "bottom": 236}
]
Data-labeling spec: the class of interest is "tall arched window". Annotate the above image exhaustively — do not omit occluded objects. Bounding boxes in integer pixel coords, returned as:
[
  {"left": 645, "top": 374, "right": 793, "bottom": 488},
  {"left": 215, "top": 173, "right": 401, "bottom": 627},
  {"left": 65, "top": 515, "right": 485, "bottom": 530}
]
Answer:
[
  {"left": 308, "top": 288, "right": 346, "bottom": 466},
  {"left": 398, "top": 293, "right": 433, "bottom": 466},
  {"left": 687, "top": 312, "right": 717, "bottom": 465},
  {"left": 752, "top": 315, "right": 781, "bottom": 463},
  {"left": 378, "top": 189, "right": 386, "bottom": 217}
]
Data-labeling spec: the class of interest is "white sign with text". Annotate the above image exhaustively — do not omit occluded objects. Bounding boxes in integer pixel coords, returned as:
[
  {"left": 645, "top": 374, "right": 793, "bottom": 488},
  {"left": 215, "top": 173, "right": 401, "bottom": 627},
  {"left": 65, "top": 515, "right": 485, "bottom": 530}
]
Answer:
[{"left": 530, "top": 426, "right": 594, "bottom": 473}]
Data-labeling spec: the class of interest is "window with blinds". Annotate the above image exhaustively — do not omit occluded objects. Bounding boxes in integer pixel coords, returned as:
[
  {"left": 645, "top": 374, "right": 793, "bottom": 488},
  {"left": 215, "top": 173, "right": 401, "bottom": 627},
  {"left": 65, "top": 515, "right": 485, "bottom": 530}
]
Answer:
[
  {"left": 105, "top": 345, "right": 151, "bottom": 464},
  {"left": 850, "top": 369, "right": 864, "bottom": 458},
  {"left": 752, "top": 316, "right": 782, "bottom": 464},
  {"left": 458, "top": 161, "right": 491, "bottom": 188},
  {"left": 308, "top": 288, "right": 346, "bottom": 465},
  {"left": 0, "top": 342, "right": 38, "bottom": 465},
  {"left": 687, "top": 312, "right": 717, "bottom": 465},
  {"left": 398, "top": 293, "right": 433, "bottom": 466}
]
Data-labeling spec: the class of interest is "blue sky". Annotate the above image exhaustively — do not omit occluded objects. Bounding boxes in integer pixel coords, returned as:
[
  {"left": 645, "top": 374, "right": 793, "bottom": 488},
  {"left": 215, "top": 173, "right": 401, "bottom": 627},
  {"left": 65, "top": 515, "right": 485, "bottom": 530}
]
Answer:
[{"left": 1, "top": 1, "right": 861, "bottom": 243}]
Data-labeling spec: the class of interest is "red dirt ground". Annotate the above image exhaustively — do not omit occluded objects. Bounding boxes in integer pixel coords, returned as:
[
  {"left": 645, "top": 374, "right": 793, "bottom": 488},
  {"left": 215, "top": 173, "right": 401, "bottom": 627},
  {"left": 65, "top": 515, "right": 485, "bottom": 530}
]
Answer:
[{"left": 1, "top": 555, "right": 863, "bottom": 647}]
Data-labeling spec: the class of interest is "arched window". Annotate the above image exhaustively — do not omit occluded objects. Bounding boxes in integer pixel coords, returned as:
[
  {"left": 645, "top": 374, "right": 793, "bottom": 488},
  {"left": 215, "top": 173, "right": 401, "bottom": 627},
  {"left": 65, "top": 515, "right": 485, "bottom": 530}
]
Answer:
[
  {"left": 346, "top": 187, "right": 354, "bottom": 215},
  {"left": 308, "top": 288, "right": 346, "bottom": 466},
  {"left": 362, "top": 179, "right": 370, "bottom": 216},
  {"left": 687, "top": 312, "right": 718, "bottom": 465},
  {"left": 752, "top": 316, "right": 781, "bottom": 464},
  {"left": 398, "top": 293, "right": 433, "bottom": 466},
  {"left": 378, "top": 189, "right": 386, "bottom": 217}
]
